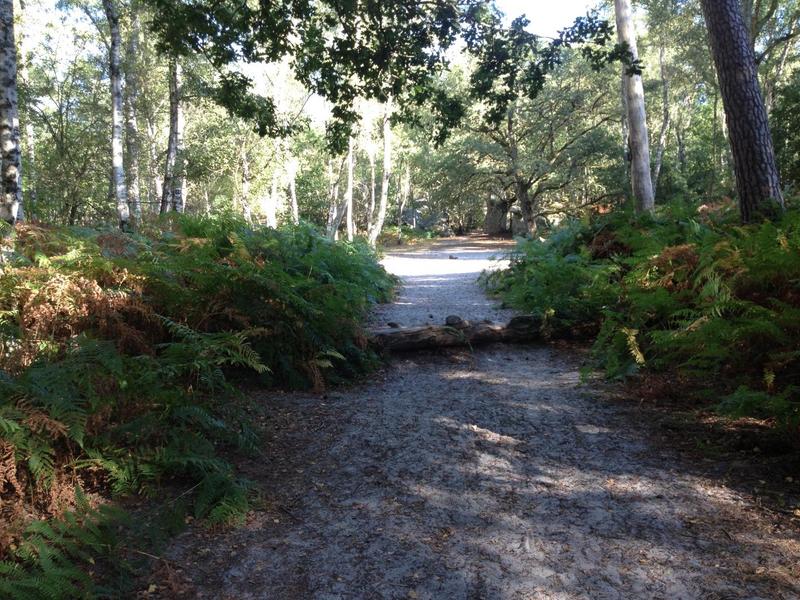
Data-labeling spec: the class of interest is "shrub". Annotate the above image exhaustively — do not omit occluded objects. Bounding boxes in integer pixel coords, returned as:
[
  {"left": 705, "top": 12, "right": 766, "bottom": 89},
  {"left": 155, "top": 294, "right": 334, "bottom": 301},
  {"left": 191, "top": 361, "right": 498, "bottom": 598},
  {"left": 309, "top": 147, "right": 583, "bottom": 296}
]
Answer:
[
  {"left": 0, "top": 215, "right": 394, "bottom": 595},
  {"left": 485, "top": 204, "right": 800, "bottom": 434}
]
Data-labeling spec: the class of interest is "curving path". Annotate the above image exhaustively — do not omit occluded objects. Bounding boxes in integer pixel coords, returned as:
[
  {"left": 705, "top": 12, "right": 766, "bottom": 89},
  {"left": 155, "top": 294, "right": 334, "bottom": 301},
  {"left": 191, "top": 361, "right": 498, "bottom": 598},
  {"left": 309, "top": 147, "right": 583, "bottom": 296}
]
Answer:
[{"left": 160, "top": 237, "right": 800, "bottom": 600}]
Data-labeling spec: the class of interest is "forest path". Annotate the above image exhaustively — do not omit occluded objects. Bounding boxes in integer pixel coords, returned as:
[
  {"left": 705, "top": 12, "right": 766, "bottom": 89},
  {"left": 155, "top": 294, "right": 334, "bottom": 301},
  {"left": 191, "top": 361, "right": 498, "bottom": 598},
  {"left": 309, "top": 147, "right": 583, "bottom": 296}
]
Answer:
[{"left": 161, "top": 236, "right": 800, "bottom": 599}]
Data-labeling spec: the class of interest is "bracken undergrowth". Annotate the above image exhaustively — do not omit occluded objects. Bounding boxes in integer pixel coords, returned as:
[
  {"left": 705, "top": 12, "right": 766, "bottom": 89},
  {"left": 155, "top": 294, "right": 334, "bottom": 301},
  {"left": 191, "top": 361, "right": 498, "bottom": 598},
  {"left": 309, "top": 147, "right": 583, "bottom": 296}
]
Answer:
[{"left": 0, "top": 214, "right": 393, "bottom": 598}]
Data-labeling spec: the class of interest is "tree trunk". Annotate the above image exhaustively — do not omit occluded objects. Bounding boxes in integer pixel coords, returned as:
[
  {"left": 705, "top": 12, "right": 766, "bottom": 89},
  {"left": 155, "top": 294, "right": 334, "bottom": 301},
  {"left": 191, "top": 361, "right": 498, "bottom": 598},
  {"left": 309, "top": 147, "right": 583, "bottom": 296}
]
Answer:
[
  {"left": 345, "top": 137, "right": 354, "bottom": 241},
  {"left": 652, "top": 46, "right": 671, "bottom": 193},
  {"left": 170, "top": 61, "right": 185, "bottom": 213},
  {"left": 326, "top": 158, "right": 338, "bottom": 237},
  {"left": 146, "top": 117, "right": 162, "bottom": 210},
  {"left": 102, "top": 0, "right": 129, "bottom": 229},
  {"left": 764, "top": 22, "right": 795, "bottom": 114},
  {"left": 266, "top": 171, "right": 279, "bottom": 228},
  {"left": 370, "top": 315, "right": 542, "bottom": 353},
  {"left": 17, "top": 0, "right": 35, "bottom": 218},
  {"left": 240, "top": 147, "right": 253, "bottom": 224},
  {"left": 0, "top": 0, "right": 22, "bottom": 224},
  {"left": 614, "top": 0, "right": 655, "bottom": 213},
  {"left": 368, "top": 98, "right": 392, "bottom": 247},
  {"left": 700, "top": 0, "right": 784, "bottom": 222},
  {"left": 161, "top": 59, "right": 182, "bottom": 213},
  {"left": 397, "top": 164, "right": 410, "bottom": 243},
  {"left": 484, "top": 196, "right": 510, "bottom": 236},
  {"left": 124, "top": 8, "right": 142, "bottom": 224},
  {"left": 367, "top": 145, "right": 376, "bottom": 228},
  {"left": 286, "top": 155, "right": 299, "bottom": 224}
]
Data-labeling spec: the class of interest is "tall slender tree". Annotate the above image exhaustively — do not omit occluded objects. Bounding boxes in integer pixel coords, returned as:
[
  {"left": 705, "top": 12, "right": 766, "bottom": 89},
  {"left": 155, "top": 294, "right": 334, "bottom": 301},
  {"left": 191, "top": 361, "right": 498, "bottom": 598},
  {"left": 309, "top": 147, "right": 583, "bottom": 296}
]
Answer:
[
  {"left": 0, "top": 0, "right": 23, "bottom": 224},
  {"left": 16, "top": 0, "right": 35, "bottom": 217},
  {"left": 161, "top": 59, "right": 184, "bottom": 213},
  {"left": 124, "top": 5, "right": 142, "bottom": 223},
  {"left": 102, "top": 0, "right": 130, "bottom": 229},
  {"left": 345, "top": 137, "right": 354, "bottom": 242},
  {"left": 700, "top": 0, "right": 784, "bottom": 222},
  {"left": 368, "top": 98, "right": 393, "bottom": 247},
  {"left": 614, "top": 0, "right": 655, "bottom": 212}
]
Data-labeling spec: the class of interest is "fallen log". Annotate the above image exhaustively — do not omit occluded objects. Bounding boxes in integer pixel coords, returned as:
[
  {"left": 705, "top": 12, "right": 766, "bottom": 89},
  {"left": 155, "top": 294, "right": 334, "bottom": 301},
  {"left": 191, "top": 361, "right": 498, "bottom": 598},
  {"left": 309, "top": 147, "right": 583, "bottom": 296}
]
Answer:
[{"left": 369, "top": 315, "right": 542, "bottom": 352}]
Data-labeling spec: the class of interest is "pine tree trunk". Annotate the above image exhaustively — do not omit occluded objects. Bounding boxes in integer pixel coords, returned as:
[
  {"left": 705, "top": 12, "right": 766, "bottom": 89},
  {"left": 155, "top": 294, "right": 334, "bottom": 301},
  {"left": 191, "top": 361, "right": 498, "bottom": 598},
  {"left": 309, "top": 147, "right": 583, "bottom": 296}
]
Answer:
[
  {"left": 614, "top": 0, "right": 655, "bottom": 213},
  {"left": 102, "top": 0, "right": 129, "bottom": 229},
  {"left": 368, "top": 98, "right": 392, "bottom": 247},
  {"left": 700, "top": 0, "right": 784, "bottom": 222},
  {"left": 0, "top": 0, "right": 22, "bottom": 224},
  {"left": 345, "top": 137, "right": 354, "bottom": 241},
  {"left": 124, "top": 9, "right": 142, "bottom": 224}
]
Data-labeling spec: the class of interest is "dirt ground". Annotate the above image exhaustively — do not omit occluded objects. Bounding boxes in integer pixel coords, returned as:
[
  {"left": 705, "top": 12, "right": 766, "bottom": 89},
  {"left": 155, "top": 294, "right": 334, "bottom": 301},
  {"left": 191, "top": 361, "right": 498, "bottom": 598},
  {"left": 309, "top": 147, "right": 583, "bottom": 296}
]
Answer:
[{"left": 154, "top": 237, "right": 800, "bottom": 600}]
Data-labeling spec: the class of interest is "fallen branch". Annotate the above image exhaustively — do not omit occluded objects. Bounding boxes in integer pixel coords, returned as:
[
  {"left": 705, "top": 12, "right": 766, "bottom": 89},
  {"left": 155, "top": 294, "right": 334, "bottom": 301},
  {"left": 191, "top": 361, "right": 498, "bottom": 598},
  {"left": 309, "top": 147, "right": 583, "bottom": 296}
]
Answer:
[{"left": 369, "top": 315, "right": 542, "bottom": 352}]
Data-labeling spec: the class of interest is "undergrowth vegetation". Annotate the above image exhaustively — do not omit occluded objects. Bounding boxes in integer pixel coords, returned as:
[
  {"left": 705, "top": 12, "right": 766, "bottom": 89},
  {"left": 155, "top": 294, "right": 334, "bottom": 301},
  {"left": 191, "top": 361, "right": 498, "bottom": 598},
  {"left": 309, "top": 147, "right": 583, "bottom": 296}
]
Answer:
[
  {"left": 0, "top": 215, "right": 393, "bottom": 597},
  {"left": 483, "top": 202, "right": 800, "bottom": 436}
]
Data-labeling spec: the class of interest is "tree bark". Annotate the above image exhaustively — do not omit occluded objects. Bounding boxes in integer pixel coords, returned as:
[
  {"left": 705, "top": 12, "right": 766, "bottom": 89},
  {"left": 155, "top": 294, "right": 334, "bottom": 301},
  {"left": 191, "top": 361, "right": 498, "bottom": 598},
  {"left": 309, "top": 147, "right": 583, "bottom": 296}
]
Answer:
[
  {"left": 368, "top": 98, "right": 392, "bottom": 247},
  {"left": 0, "top": 0, "right": 23, "bottom": 224},
  {"left": 614, "top": 0, "right": 655, "bottom": 213},
  {"left": 700, "top": 0, "right": 784, "bottom": 222},
  {"left": 102, "top": 0, "right": 130, "bottom": 229},
  {"left": 124, "top": 8, "right": 142, "bottom": 224}
]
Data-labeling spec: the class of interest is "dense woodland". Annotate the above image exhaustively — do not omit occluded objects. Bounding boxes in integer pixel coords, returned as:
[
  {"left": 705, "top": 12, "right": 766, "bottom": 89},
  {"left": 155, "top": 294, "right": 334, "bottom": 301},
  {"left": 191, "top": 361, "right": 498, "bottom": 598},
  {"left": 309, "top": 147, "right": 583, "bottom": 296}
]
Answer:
[{"left": 0, "top": 0, "right": 799, "bottom": 596}]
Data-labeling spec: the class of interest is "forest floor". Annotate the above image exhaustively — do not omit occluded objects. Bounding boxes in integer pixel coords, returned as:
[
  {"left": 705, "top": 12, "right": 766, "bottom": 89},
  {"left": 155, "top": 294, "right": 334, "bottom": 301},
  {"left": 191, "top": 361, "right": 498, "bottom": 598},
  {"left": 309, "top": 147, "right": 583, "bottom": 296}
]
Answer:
[{"left": 151, "top": 236, "right": 800, "bottom": 600}]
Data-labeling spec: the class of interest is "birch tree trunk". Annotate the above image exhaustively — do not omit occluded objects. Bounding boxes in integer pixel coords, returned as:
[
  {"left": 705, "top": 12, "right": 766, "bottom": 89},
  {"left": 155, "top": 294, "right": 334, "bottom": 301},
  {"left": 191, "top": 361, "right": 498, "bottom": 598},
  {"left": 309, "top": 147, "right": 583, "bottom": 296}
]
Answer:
[
  {"left": 700, "top": 0, "right": 784, "bottom": 222},
  {"left": 124, "top": 8, "right": 142, "bottom": 223},
  {"left": 614, "top": 0, "right": 655, "bottom": 213},
  {"left": 345, "top": 137, "right": 354, "bottom": 242},
  {"left": 368, "top": 98, "right": 392, "bottom": 247},
  {"left": 102, "top": 0, "right": 129, "bottom": 229},
  {"left": 652, "top": 46, "right": 671, "bottom": 193},
  {"left": 170, "top": 61, "right": 185, "bottom": 213},
  {"left": 0, "top": 0, "right": 23, "bottom": 224}
]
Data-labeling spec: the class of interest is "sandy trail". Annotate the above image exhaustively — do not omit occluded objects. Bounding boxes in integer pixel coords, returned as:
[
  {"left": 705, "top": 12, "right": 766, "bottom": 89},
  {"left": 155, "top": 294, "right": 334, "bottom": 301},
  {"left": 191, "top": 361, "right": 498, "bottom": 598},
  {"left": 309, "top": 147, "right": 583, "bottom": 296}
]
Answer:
[{"left": 162, "top": 237, "right": 800, "bottom": 600}]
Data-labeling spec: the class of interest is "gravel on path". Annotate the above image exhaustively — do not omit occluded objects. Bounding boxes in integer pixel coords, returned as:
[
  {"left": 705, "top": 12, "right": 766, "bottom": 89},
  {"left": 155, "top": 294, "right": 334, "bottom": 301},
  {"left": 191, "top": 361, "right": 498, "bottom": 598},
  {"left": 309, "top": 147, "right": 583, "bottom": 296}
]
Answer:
[{"left": 159, "top": 237, "right": 800, "bottom": 600}]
